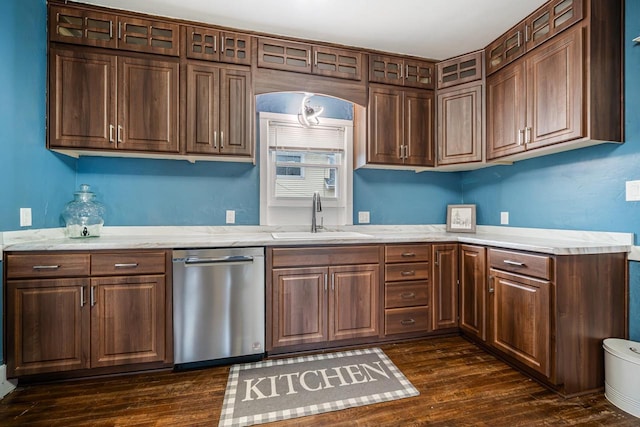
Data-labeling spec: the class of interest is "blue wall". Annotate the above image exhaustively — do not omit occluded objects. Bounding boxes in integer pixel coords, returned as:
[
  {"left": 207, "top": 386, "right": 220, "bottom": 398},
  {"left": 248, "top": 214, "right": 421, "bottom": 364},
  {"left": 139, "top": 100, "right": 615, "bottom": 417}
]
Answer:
[{"left": 1, "top": 0, "right": 638, "bottom": 349}]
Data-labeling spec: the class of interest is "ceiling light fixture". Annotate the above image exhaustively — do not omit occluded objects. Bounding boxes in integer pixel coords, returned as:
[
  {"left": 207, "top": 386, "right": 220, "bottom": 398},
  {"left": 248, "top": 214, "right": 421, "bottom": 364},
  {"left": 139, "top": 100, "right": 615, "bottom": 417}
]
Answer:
[{"left": 298, "top": 93, "right": 324, "bottom": 128}]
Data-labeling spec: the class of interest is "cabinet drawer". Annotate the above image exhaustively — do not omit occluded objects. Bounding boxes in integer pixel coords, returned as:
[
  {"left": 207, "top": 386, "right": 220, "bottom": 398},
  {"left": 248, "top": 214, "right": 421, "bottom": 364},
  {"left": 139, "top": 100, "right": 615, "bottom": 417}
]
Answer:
[
  {"left": 385, "top": 244, "right": 430, "bottom": 263},
  {"left": 385, "top": 281, "right": 429, "bottom": 308},
  {"left": 385, "top": 307, "right": 430, "bottom": 335},
  {"left": 91, "top": 252, "right": 166, "bottom": 276},
  {"left": 385, "top": 262, "right": 429, "bottom": 282},
  {"left": 271, "top": 246, "right": 380, "bottom": 267},
  {"left": 6, "top": 253, "right": 90, "bottom": 279},
  {"left": 488, "top": 249, "right": 551, "bottom": 280}
]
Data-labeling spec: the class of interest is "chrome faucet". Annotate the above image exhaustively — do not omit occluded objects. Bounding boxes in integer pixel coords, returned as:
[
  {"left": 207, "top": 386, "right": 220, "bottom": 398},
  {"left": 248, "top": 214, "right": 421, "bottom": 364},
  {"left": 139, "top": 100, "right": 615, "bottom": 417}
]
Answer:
[{"left": 311, "top": 191, "right": 323, "bottom": 233}]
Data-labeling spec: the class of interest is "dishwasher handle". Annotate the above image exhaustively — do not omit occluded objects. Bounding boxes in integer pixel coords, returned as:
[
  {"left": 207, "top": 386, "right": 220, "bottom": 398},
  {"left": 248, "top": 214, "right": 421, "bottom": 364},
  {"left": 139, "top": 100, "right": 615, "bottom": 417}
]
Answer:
[{"left": 180, "top": 255, "right": 256, "bottom": 266}]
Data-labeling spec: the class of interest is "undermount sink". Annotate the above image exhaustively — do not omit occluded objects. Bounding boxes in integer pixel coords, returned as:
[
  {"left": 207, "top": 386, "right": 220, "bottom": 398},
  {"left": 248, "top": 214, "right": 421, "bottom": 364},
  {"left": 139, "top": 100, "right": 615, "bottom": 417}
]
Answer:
[{"left": 271, "top": 231, "right": 374, "bottom": 240}]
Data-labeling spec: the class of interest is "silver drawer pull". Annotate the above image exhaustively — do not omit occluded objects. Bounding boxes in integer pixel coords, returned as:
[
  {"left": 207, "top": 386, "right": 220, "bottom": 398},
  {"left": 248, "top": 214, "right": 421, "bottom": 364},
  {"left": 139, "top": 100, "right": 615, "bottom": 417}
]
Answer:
[
  {"left": 400, "top": 270, "right": 416, "bottom": 276},
  {"left": 401, "top": 292, "right": 416, "bottom": 299},
  {"left": 401, "top": 319, "right": 416, "bottom": 326},
  {"left": 401, "top": 252, "right": 416, "bottom": 257},
  {"left": 114, "top": 263, "right": 139, "bottom": 269},
  {"left": 503, "top": 260, "right": 525, "bottom": 267},
  {"left": 32, "top": 265, "right": 60, "bottom": 270}
]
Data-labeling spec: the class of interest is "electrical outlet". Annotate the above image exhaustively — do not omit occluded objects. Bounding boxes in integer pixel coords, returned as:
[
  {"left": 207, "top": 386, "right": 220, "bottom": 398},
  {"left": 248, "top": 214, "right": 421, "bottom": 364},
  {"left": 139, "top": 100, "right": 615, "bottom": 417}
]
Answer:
[
  {"left": 358, "top": 211, "right": 370, "bottom": 224},
  {"left": 226, "top": 210, "right": 235, "bottom": 224},
  {"left": 626, "top": 180, "right": 640, "bottom": 201},
  {"left": 20, "top": 208, "right": 32, "bottom": 227},
  {"left": 500, "top": 211, "right": 509, "bottom": 225}
]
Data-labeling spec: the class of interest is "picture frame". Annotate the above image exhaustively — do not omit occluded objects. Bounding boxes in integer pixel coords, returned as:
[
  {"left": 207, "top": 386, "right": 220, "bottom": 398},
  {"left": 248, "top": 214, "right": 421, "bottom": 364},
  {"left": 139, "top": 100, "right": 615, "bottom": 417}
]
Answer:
[{"left": 446, "top": 204, "right": 476, "bottom": 233}]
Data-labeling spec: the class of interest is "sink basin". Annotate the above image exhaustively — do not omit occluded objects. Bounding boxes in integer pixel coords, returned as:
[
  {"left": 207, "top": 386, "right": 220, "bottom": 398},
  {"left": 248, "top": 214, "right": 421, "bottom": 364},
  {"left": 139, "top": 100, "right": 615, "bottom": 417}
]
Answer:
[{"left": 271, "top": 231, "right": 373, "bottom": 240}]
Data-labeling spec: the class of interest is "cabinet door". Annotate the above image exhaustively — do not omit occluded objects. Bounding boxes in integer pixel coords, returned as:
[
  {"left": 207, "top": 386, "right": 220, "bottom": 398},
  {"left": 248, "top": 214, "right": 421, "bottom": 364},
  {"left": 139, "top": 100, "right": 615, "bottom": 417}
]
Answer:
[
  {"left": 329, "top": 264, "right": 380, "bottom": 341},
  {"left": 437, "top": 51, "right": 483, "bottom": 89},
  {"left": 486, "top": 61, "right": 526, "bottom": 160},
  {"left": 6, "top": 278, "right": 90, "bottom": 377},
  {"left": 489, "top": 269, "right": 551, "bottom": 378},
  {"left": 368, "top": 86, "right": 403, "bottom": 164},
  {"left": 271, "top": 267, "right": 328, "bottom": 348},
  {"left": 49, "top": 5, "right": 117, "bottom": 49},
  {"left": 525, "top": 0, "right": 583, "bottom": 50},
  {"left": 90, "top": 275, "right": 166, "bottom": 367},
  {"left": 186, "top": 26, "right": 220, "bottom": 62},
  {"left": 49, "top": 47, "right": 116, "bottom": 150},
  {"left": 312, "top": 46, "right": 363, "bottom": 81},
  {"left": 186, "top": 63, "right": 220, "bottom": 154},
  {"left": 404, "top": 59, "right": 435, "bottom": 90},
  {"left": 219, "top": 67, "right": 252, "bottom": 156},
  {"left": 486, "top": 22, "right": 526, "bottom": 75},
  {"left": 432, "top": 244, "right": 459, "bottom": 330},
  {"left": 525, "top": 28, "right": 583, "bottom": 150},
  {"left": 117, "top": 16, "right": 179, "bottom": 56},
  {"left": 369, "top": 54, "right": 404, "bottom": 86},
  {"left": 257, "top": 38, "right": 312, "bottom": 73},
  {"left": 459, "top": 245, "right": 486, "bottom": 341},
  {"left": 118, "top": 56, "right": 179, "bottom": 153},
  {"left": 404, "top": 90, "right": 435, "bottom": 167},
  {"left": 220, "top": 32, "right": 252, "bottom": 65},
  {"left": 437, "top": 83, "right": 483, "bottom": 165}
]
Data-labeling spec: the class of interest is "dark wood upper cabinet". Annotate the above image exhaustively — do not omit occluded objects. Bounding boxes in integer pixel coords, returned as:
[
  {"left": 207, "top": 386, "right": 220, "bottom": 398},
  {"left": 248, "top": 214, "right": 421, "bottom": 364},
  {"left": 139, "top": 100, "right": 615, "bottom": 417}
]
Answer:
[
  {"left": 185, "top": 26, "right": 251, "bottom": 65},
  {"left": 312, "top": 46, "right": 363, "bottom": 81},
  {"left": 525, "top": 0, "right": 583, "bottom": 50},
  {"left": 437, "top": 51, "right": 483, "bottom": 89},
  {"left": 186, "top": 63, "right": 252, "bottom": 157},
  {"left": 437, "top": 82, "right": 484, "bottom": 165},
  {"left": 49, "top": 5, "right": 117, "bottom": 49},
  {"left": 49, "top": 3, "right": 179, "bottom": 56},
  {"left": 370, "top": 54, "right": 435, "bottom": 89},
  {"left": 258, "top": 38, "right": 312, "bottom": 73},
  {"left": 486, "top": 22, "right": 527, "bottom": 76},
  {"left": 118, "top": 56, "right": 179, "bottom": 153},
  {"left": 49, "top": 47, "right": 117, "bottom": 150},
  {"left": 404, "top": 90, "right": 435, "bottom": 166}
]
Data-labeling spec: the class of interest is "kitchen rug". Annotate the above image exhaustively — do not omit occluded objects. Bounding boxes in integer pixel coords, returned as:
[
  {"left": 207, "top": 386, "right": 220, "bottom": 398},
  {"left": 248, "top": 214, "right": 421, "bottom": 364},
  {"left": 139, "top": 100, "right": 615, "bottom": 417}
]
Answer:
[{"left": 218, "top": 347, "right": 419, "bottom": 426}]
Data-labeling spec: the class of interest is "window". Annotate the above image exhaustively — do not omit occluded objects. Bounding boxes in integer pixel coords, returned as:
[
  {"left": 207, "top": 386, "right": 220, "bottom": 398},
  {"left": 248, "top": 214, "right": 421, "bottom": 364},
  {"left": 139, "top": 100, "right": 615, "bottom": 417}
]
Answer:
[{"left": 259, "top": 112, "right": 353, "bottom": 227}]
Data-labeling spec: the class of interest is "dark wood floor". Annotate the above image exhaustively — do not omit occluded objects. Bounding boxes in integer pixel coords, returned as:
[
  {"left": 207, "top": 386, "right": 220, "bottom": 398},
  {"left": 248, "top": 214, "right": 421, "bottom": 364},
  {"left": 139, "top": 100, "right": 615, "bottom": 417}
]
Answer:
[{"left": 0, "top": 336, "right": 636, "bottom": 426}]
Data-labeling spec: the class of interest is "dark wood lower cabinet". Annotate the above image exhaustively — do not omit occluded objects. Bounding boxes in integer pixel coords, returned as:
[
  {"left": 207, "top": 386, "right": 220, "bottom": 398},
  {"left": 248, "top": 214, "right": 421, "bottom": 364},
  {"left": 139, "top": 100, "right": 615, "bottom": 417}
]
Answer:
[
  {"left": 4, "top": 250, "right": 172, "bottom": 380},
  {"left": 459, "top": 245, "right": 486, "bottom": 340},
  {"left": 432, "top": 244, "right": 459, "bottom": 330},
  {"left": 6, "top": 278, "right": 90, "bottom": 377}
]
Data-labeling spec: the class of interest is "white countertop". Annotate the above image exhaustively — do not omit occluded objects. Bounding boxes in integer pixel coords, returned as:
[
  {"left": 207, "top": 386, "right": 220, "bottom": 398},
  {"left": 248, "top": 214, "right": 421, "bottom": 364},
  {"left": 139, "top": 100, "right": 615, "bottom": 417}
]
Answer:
[{"left": 0, "top": 225, "right": 634, "bottom": 257}]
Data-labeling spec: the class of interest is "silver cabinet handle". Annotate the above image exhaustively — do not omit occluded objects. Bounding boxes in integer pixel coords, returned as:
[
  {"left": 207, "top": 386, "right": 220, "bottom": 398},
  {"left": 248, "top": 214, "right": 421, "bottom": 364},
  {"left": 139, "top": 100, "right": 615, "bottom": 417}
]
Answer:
[
  {"left": 114, "top": 263, "right": 138, "bottom": 269},
  {"left": 525, "top": 24, "right": 530, "bottom": 42},
  {"left": 401, "top": 252, "right": 416, "bottom": 258},
  {"left": 80, "top": 286, "right": 85, "bottom": 307},
  {"left": 307, "top": 49, "right": 311, "bottom": 66},
  {"left": 401, "top": 292, "right": 416, "bottom": 299},
  {"left": 32, "top": 265, "right": 60, "bottom": 270},
  {"left": 213, "top": 131, "right": 218, "bottom": 149},
  {"left": 518, "top": 129, "right": 524, "bottom": 146},
  {"left": 488, "top": 275, "right": 495, "bottom": 294},
  {"left": 118, "top": 22, "right": 122, "bottom": 40},
  {"left": 517, "top": 30, "right": 522, "bottom": 47},
  {"left": 400, "top": 270, "right": 416, "bottom": 276},
  {"left": 220, "top": 131, "right": 224, "bottom": 149},
  {"left": 109, "top": 21, "right": 113, "bottom": 39},
  {"left": 117, "top": 125, "right": 123, "bottom": 143},
  {"left": 324, "top": 273, "right": 328, "bottom": 292},
  {"left": 525, "top": 127, "right": 531, "bottom": 144},
  {"left": 401, "top": 319, "right": 416, "bottom": 326},
  {"left": 90, "top": 286, "right": 96, "bottom": 307},
  {"left": 214, "top": 35, "right": 218, "bottom": 54},
  {"left": 331, "top": 272, "right": 335, "bottom": 291},
  {"left": 314, "top": 50, "right": 318, "bottom": 66},
  {"left": 109, "top": 124, "right": 115, "bottom": 143},
  {"left": 504, "top": 260, "right": 525, "bottom": 266}
]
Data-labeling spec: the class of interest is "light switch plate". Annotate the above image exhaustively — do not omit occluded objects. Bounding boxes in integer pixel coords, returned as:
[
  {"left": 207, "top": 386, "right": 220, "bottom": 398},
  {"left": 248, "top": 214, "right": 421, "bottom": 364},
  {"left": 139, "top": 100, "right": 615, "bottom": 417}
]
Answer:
[
  {"left": 358, "top": 211, "right": 370, "bottom": 224},
  {"left": 226, "top": 210, "right": 235, "bottom": 224},
  {"left": 20, "top": 208, "right": 32, "bottom": 227},
  {"left": 500, "top": 211, "right": 509, "bottom": 225},
  {"left": 626, "top": 180, "right": 640, "bottom": 201}
]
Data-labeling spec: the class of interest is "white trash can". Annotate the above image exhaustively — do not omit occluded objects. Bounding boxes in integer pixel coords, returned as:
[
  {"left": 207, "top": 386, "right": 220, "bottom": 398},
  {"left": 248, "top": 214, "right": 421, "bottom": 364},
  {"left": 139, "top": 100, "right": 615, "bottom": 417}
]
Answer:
[{"left": 603, "top": 338, "right": 640, "bottom": 418}]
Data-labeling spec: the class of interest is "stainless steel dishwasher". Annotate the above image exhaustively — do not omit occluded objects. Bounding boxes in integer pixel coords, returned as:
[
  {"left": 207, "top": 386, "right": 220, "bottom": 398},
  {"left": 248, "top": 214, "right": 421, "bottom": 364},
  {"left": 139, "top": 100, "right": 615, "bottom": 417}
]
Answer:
[{"left": 172, "top": 247, "right": 265, "bottom": 368}]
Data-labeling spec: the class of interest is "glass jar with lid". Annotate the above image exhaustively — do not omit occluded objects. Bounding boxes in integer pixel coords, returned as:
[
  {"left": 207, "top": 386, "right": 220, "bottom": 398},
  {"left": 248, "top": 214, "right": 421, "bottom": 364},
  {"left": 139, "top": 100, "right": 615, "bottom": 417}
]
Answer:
[{"left": 62, "top": 184, "right": 105, "bottom": 238}]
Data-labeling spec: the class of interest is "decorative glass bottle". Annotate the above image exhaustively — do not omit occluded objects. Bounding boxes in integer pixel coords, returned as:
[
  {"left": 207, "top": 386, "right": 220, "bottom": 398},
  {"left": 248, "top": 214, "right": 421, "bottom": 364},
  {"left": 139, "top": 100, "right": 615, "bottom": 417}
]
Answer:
[{"left": 62, "top": 184, "right": 105, "bottom": 238}]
